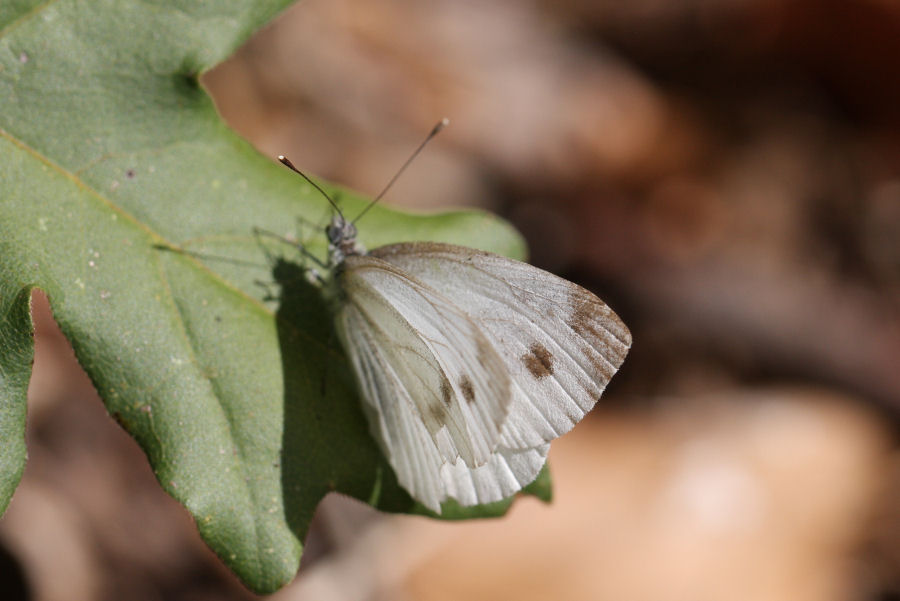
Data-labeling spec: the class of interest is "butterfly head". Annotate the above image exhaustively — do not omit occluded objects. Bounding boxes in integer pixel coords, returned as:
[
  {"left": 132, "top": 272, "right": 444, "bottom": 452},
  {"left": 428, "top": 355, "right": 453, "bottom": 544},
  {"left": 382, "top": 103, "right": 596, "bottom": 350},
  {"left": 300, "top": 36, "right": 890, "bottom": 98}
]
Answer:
[{"left": 326, "top": 214, "right": 366, "bottom": 266}]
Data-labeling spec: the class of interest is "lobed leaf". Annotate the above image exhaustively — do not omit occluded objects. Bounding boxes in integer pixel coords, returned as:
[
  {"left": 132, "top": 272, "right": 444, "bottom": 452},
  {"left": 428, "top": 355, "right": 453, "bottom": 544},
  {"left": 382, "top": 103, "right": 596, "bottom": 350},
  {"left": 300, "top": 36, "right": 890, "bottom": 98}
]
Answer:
[{"left": 0, "top": 0, "right": 541, "bottom": 593}]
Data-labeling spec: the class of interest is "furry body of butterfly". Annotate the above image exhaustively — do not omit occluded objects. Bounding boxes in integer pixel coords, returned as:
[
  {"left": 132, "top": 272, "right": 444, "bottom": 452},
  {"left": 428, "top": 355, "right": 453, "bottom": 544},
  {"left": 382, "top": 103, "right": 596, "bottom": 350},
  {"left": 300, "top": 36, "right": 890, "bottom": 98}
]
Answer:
[{"left": 320, "top": 215, "right": 631, "bottom": 513}]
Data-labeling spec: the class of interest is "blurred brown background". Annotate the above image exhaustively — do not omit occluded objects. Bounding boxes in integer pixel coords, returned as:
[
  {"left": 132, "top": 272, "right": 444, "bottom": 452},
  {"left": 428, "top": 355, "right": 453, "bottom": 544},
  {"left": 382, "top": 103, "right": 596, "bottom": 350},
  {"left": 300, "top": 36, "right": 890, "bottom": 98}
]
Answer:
[{"left": 3, "top": 0, "right": 900, "bottom": 599}]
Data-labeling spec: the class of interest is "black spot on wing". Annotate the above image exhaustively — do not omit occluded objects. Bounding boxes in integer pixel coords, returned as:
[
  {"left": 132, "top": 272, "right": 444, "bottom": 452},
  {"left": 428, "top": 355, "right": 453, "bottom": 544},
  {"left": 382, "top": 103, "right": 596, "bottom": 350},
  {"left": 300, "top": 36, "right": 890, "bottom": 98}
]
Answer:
[
  {"left": 567, "top": 291, "right": 630, "bottom": 378},
  {"left": 568, "top": 295, "right": 604, "bottom": 338},
  {"left": 459, "top": 375, "right": 475, "bottom": 404},
  {"left": 428, "top": 402, "right": 448, "bottom": 424},
  {"left": 568, "top": 291, "right": 630, "bottom": 349},
  {"left": 440, "top": 379, "right": 453, "bottom": 407},
  {"left": 522, "top": 342, "right": 554, "bottom": 379}
]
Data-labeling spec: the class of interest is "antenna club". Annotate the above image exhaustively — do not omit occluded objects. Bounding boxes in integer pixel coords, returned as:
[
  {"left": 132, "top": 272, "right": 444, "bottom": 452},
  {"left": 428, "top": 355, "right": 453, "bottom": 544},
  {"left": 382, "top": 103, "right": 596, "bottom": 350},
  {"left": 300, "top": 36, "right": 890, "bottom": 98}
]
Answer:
[
  {"left": 278, "top": 155, "right": 300, "bottom": 171},
  {"left": 276, "top": 154, "right": 344, "bottom": 217},
  {"left": 433, "top": 118, "right": 450, "bottom": 135}
]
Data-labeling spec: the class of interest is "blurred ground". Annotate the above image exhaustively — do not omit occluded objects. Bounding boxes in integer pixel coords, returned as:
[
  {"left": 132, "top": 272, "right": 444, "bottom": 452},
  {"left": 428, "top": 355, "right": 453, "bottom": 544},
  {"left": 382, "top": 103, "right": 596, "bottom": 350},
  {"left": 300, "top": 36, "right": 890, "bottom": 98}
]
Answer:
[{"left": 3, "top": 0, "right": 900, "bottom": 599}]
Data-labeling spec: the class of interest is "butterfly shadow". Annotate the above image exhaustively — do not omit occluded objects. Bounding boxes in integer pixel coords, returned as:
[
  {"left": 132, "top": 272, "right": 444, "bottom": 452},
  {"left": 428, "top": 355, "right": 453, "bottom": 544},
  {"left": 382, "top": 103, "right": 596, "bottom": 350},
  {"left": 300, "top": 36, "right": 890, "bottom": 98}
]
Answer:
[{"left": 268, "top": 258, "right": 418, "bottom": 540}]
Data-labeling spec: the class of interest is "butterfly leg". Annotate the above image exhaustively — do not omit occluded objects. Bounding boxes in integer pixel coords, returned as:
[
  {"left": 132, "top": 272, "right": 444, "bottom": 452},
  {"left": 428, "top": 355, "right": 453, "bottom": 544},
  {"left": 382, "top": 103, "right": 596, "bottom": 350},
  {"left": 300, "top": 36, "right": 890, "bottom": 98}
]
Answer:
[
  {"left": 252, "top": 226, "right": 328, "bottom": 269},
  {"left": 305, "top": 267, "right": 326, "bottom": 286}
]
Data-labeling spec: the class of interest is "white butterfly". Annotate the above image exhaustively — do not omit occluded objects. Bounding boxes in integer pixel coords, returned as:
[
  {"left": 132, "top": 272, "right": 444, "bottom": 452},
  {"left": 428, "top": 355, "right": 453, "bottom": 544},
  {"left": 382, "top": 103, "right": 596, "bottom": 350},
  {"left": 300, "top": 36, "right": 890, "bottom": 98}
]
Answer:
[{"left": 279, "top": 122, "right": 631, "bottom": 513}]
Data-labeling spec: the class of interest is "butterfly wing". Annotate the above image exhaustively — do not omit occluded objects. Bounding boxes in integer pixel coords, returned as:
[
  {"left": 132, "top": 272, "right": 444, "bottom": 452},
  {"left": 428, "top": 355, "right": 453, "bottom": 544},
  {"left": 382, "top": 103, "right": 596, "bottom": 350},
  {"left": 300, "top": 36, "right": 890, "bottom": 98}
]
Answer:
[
  {"left": 342, "top": 306, "right": 548, "bottom": 510},
  {"left": 439, "top": 443, "right": 549, "bottom": 508},
  {"left": 369, "top": 242, "right": 632, "bottom": 453},
  {"left": 334, "top": 254, "right": 514, "bottom": 510}
]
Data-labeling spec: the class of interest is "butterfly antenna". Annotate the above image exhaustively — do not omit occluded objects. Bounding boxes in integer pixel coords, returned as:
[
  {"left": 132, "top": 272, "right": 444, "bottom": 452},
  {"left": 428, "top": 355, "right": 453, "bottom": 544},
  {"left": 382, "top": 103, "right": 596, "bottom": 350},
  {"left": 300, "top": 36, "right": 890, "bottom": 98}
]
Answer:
[
  {"left": 278, "top": 155, "right": 345, "bottom": 220},
  {"left": 352, "top": 118, "right": 449, "bottom": 225}
]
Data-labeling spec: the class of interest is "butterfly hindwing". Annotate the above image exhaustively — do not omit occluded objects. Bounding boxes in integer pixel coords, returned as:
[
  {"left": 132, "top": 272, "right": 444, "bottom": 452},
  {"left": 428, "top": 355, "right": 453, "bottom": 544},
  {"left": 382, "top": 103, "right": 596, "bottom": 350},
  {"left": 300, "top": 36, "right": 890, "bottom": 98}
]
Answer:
[
  {"left": 334, "top": 255, "right": 512, "bottom": 494},
  {"left": 438, "top": 443, "right": 550, "bottom": 508},
  {"left": 341, "top": 304, "right": 548, "bottom": 511},
  {"left": 338, "top": 306, "right": 452, "bottom": 510}
]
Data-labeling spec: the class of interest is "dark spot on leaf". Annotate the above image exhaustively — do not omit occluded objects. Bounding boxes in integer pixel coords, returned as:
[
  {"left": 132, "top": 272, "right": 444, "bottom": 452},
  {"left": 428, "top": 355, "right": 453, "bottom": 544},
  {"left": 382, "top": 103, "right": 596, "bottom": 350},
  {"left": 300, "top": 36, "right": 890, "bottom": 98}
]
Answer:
[
  {"left": 125, "top": 169, "right": 135, "bottom": 179},
  {"left": 176, "top": 69, "right": 200, "bottom": 89},
  {"left": 460, "top": 375, "right": 475, "bottom": 404},
  {"left": 522, "top": 342, "right": 554, "bottom": 379}
]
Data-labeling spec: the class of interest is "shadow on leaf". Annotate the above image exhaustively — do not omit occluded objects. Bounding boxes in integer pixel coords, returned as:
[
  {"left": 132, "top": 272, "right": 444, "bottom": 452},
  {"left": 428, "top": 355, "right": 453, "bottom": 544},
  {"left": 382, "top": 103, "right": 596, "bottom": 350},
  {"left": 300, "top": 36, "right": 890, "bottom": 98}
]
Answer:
[{"left": 271, "top": 258, "right": 416, "bottom": 540}]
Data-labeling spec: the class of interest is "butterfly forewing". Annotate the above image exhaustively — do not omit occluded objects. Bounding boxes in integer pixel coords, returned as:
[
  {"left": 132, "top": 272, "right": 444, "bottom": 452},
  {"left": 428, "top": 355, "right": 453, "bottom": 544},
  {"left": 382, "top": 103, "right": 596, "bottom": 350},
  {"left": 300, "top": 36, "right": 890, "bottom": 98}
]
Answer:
[
  {"left": 335, "top": 255, "right": 512, "bottom": 471},
  {"left": 369, "top": 242, "right": 632, "bottom": 452}
]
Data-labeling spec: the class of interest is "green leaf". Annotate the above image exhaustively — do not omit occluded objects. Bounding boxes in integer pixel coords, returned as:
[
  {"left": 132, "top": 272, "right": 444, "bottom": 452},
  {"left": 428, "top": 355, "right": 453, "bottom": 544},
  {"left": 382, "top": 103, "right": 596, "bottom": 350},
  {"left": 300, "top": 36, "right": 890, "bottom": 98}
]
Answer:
[{"left": 0, "top": 0, "right": 546, "bottom": 594}]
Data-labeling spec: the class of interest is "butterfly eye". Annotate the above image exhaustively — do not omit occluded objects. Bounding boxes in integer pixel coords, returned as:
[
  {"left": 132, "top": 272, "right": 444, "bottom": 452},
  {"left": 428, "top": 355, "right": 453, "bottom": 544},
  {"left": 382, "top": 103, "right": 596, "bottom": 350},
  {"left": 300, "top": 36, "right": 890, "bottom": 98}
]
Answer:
[
  {"left": 326, "top": 220, "right": 356, "bottom": 245},
  {"left": 326, "top": 224, "right": 341, "bottom": 244}
]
